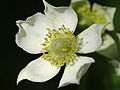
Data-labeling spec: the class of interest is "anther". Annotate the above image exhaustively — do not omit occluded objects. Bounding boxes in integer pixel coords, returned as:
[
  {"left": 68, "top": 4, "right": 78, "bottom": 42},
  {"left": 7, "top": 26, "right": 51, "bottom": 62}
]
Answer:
[
  {"left": 44, "top": 38, "right": 48, "bottom": 41},
  {"left": 41, "top": 25, "right": 80, "bottom": 66}
]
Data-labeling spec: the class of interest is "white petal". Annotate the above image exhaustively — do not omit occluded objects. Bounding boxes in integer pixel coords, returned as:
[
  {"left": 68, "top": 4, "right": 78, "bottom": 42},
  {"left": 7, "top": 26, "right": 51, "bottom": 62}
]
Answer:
[
  {"left": 17, "top": 57, "right": 60, "bottom": 84},
  {"left": 116, "top": 64, "right": 120, "bottom": 76},
  {"left": 97, "top": 34, "right": 119, "bottom": 59},
  {"left": 16, "top": 13, "right": 53, "bottom": 54},
  {"left": 58, "top": 56, "right": 94, "bottom": 88},
  {"left": 117, "top": 33, "right": 120, "bottom": 39},
  {"left": 77, "top": 23, "right": 108, "bottom": 53},
  {"left": 43, "top": 0, "right": 78, "bottom": 32},
  {"left": 110, "top": 60, "right": 120, "bottom": 76},
  {"left": 93, "top": 3, "right": 116, "bottom": 31}
]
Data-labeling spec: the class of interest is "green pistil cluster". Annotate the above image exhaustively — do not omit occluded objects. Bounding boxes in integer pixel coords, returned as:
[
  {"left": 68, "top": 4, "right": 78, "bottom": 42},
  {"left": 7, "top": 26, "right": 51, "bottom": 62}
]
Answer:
[
  {"left": 77, "top": 5, "right": 107, "bottom": 25},
  {"left": 40, "top": 25, "right": 79, "bottom": 66}
]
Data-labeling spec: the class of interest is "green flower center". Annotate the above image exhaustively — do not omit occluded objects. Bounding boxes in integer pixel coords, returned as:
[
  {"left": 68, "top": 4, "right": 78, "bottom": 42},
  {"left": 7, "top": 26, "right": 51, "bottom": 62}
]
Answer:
[
  {"left": 50, "top": 38, "right": 73, "bottom": 55},
  {"left": 76, "top": 4, "right": 107, "bottom": 27},
  {"left": 40, "top": 25, "right": 79, "bottom": 66}
]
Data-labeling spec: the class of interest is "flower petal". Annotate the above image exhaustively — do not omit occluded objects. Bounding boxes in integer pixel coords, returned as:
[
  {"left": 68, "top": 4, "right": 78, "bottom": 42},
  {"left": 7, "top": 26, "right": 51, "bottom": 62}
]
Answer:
[
  {"left": 117, "top": 33, "right": 120, "bottom": 39},
  {"left": 16, "top": 13, "right": 53, "bottom": 54},
  {"left": 93, "top": 3, "right": 116, "bottom": 31},
  {"left": 115, "top": 64, "right": 120, "bottom": 76},
  {"left": 43, "top": 0, "right": 78, "bottom": 32},
  {"left": 17, "top": 57, "right": 60, "bottom": 84},
  {"left": 77, "top": 23, "right": 108, "bottom": 53},
  {"left": 97, "top": 34, "right": 119, "bottom": 60},
  {"left": 58, "top": 56, "right": 94, "bottom": 88}
]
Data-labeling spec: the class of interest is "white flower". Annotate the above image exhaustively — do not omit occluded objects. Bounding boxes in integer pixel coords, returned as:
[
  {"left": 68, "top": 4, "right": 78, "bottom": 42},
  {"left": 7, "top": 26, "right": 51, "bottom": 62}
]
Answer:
[
  {"left": 71, "top": 0, "right": 116, "bottom": 31},
  {"left": 71, "top": 0, "right": 118, "bottom": 60},
  {"left": 16, "top": 0, "right": 108, "bottom": 88}
]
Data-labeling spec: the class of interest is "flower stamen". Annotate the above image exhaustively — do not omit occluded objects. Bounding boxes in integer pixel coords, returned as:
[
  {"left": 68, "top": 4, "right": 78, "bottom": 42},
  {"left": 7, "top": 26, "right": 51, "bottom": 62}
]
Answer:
[
  {"left": 77, "top": 4, "right": 107, "bottom": 25},
  {"left": 40, "top": 25, "right": 80, "bottom": 66}
]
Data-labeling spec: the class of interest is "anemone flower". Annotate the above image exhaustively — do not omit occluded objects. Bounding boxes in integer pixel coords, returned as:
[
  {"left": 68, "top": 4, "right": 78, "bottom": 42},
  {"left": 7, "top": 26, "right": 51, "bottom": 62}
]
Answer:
[{"left": 16, "top": 0, "right": 107, "bottom": 88}]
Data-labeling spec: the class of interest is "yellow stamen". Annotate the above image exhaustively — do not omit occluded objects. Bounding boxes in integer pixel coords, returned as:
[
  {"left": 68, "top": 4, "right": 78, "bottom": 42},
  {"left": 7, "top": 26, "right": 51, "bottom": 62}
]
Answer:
[{"left": 40, "top": 25, "right": 81, "bottom": 66}]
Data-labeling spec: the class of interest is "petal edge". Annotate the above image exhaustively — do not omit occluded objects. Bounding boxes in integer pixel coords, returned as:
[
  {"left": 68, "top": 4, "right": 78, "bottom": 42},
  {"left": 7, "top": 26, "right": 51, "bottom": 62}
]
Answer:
[
  {"left": 58, "top": 56, "right": 95, "bottom": 88},
  {"left": 43, "top": 0, "right": 78, "bottom": 32},
  {"left": 16, "top": 13, "right": 53, "bottom": 54},
  {"left": 17, "top": 57, "right": 60, "bottom": 84},
  {"left": 77, "top": 23, "right": 109, "bottom": 53}
]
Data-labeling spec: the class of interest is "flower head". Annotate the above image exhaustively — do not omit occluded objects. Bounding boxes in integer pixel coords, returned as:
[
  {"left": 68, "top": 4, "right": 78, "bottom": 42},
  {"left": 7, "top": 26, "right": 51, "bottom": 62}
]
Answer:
[
  {"left": 16, "top": 0, "right": 108, "bottom": 88},
  {"left": 40, "top": 25, "right": 80, "bottom": 66},
  {"left": 71, "top": 0, "right": 116, "bottom": 31},
  {"left": 71, "top": 0, "right": 118, "bottom": 61}
]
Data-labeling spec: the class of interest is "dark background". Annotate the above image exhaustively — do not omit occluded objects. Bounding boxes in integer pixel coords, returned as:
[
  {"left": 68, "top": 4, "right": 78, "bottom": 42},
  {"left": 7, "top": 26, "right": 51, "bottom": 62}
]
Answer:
[{"left": 1, "top": 0, "right": 120, "bottom": 90}]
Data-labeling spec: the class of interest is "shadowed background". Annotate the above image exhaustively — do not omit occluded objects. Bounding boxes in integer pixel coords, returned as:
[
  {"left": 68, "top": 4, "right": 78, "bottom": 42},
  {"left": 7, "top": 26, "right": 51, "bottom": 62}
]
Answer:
[{"left": 1, "top": 0, "right": 120, "bottom": 90}]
